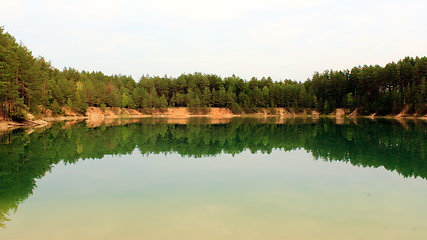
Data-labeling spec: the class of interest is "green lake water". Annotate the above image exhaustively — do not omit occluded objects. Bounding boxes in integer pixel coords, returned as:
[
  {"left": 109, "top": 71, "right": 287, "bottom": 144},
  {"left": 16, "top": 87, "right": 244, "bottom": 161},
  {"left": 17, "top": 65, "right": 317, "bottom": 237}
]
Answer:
[{"left": 1, "top": 117, "right": 427, "bottom": 239}]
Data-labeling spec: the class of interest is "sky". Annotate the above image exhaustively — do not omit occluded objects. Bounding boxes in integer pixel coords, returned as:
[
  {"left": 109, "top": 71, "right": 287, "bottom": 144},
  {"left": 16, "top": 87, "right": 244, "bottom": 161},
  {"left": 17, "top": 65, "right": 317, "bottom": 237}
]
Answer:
[{"left": 1, "top": 0, "right": 427, "bottom": 82}]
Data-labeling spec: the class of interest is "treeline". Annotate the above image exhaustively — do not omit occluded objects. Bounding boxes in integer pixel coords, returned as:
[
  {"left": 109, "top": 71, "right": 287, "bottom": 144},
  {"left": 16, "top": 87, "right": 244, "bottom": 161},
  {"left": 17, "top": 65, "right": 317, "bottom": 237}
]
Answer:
[
  {"left": 0, "top": 26, "right": 136, "bottom": 119},
  {"left": 308, "top": 58, "right": 427, "bottom": 115},
  {"left": 2, "top": 26, "right": 427, "bottom": 120}
]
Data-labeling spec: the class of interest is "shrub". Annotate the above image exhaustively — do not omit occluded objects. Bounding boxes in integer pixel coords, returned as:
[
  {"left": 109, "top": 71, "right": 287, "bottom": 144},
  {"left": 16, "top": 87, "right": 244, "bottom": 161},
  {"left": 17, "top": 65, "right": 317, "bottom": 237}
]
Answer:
[
  {"left": 51, "top": 100, "right": 63, "bottom": 116},
  {"left": 100, "top": 103, "right": 107, "bottom": 112},
  {"left": 268, "top": 108, "right": 277, "bottom": 115},
  {"left": 10, "top": 108, "right": 26, "bottom": 122}
]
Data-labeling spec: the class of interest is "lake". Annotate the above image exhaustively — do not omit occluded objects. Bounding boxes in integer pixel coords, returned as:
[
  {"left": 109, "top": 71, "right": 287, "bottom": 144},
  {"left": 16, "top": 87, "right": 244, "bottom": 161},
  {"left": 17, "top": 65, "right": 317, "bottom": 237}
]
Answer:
[{"left": 1, "top": 117, "right": 427, "bottom": 239}]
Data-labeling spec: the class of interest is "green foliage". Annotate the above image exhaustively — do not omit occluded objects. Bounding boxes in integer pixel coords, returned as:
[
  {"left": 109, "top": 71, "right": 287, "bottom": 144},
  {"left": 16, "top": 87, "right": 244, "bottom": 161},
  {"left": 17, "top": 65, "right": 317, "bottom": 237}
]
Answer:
[
  {"left": 73, "top": 93, "right": 88, "bottom": 114},
  {"left": 156, "top": 95, "right": 168, "bottom": 112},
  {"left": 100, "top": 103, "right": 107, "bottom": 112},
  {"left": 10, "top": 108, "right": 26, "bottom": 122},
  {"left": 66, "top": 98, "right": 73, "bottom": 109},
  {"left": 346, "top": 93, "right": 355, "bottom": 109},
  {"left": 120, "top": 93, "right": 128, "bottom": 108},
  {"left": 51, "top": 99, "right": 63, "bottom": 116},
  {"left": 230, "top": 103, "right": 243, "bottom": 114},
  {"left": 323, "top": 100, "right": 330, "bottom": 114},
  {"left": 268, "top": 108, "right": 277, "bottom": 115}
]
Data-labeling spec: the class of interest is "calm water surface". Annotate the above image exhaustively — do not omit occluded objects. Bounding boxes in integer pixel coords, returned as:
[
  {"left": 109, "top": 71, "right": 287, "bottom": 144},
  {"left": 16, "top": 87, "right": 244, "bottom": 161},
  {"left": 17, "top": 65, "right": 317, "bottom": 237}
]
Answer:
[{"left": 1, "top": 117, "right": 427, "bottom": 239}]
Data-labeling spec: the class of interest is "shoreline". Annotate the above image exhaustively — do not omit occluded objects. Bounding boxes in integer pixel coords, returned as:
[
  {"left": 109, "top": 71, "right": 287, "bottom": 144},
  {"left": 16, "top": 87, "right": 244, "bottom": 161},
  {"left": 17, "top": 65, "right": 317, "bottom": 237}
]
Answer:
[{"left": 1, "top": 107, "right": 426, "bottom": 132}]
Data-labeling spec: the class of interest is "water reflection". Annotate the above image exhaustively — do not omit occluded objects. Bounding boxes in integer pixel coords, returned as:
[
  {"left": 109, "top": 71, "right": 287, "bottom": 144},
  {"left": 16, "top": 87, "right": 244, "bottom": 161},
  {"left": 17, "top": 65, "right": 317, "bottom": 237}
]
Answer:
[{"left": 1, "top": 117, "right": 427, "bottom": 230}]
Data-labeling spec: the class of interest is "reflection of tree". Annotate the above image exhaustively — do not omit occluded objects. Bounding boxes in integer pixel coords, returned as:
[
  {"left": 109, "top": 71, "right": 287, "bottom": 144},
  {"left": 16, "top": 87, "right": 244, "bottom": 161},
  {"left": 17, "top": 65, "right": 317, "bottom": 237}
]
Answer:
[
  {"left": 1, "top": 118, "right": 427, "bottom": 227},
  {"left": 0, "top": 131, "right": 43, "bottom": 228}
]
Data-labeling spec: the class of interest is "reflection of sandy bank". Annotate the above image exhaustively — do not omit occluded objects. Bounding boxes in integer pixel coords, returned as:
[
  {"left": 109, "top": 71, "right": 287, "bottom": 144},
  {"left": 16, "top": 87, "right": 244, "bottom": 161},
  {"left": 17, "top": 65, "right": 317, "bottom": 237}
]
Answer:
[
  {"left": 165, "top": 117, "right": 233, "bottom": 124},
  {"left": 208, "top": 118, "right": 233, "bottom": 124},
  {"left": 260, "top": 117, "right": 320, "bottom": 125},
  {"left": 85, "top": 118, "right": 105, "bottom": 128},
  {"left": 395, "top": 118, "right": 410, "bottom": 130},
  {"left": 85, "top": 118, "right": 142, "bottom": 128},
  {"left": 63, "top": 120, "right": 80, "bottom": 128},
  {"left": 166, "top": 118, "right": 190, "bottom": 124},
  {"left": 336, "top": 117, "right": 345, "bottom": 125}
]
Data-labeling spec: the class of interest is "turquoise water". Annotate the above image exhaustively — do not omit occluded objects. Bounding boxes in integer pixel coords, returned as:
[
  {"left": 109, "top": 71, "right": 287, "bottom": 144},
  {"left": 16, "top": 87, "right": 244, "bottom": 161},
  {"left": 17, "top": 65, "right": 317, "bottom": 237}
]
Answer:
[{"left": 1, "top": 118, "right": 427, "bottom": 239}]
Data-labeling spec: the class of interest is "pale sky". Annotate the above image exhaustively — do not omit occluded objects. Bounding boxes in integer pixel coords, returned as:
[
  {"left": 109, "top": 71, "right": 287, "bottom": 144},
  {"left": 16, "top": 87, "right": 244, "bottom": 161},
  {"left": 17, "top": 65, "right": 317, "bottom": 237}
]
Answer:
[{"left": 1, "top": 0, "right": 426, "bottom": 82}]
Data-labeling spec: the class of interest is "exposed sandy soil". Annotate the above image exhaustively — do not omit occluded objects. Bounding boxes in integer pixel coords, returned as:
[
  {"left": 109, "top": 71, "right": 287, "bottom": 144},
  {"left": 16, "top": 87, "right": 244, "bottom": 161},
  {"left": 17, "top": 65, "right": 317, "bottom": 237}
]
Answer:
[
  {"left": 207, "top": 108, "right": 234, "bottom": 117},
  {"left": 349, "top": 109, "right": 358, "bottom": 117},
  {"left": 165, "top": 118, "right": 233, "bottom": 125},
  {"left": 0, "top": 122, "right": 11, "bottom": 131},
  {"left": 395, "top": 105, "right": 409, "bottom": 118},
  {"left": 151, "top": 107, "right": 234, "bottom": 118},
  {"left": 164, "top": 107, "right": 190, "bottom": 117},
  {"left": 335, "top": 108, "right": 346, "bottom": 118}
]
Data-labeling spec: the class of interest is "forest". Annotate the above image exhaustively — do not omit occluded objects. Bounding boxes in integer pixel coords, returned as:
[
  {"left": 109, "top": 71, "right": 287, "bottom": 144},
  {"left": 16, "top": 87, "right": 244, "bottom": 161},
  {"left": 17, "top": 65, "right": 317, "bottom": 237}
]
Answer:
[{"left": 1, "top": 26, "right": 427, "bottom": 120}]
